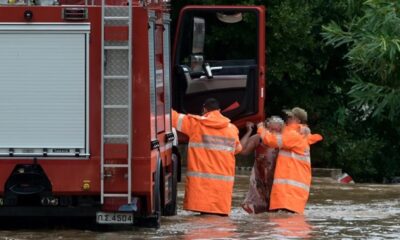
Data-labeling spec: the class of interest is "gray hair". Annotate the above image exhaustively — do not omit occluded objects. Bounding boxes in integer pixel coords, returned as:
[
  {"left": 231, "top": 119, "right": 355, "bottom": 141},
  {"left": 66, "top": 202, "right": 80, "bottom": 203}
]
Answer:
[{"left": 266, "top": 116, "right": 284, "bottom": 125}]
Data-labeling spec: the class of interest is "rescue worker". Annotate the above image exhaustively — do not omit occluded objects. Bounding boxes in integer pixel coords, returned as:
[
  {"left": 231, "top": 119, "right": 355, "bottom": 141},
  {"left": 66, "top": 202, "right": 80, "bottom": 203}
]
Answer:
[
  {"left": 257, "top": 107, "right": 323, "bottom": 214},
  {"left": 240, "top": 116, "right": 284, "bottom": 214},
  {"left": 172, "top": 98, "right": 242, "bottom": 215}
]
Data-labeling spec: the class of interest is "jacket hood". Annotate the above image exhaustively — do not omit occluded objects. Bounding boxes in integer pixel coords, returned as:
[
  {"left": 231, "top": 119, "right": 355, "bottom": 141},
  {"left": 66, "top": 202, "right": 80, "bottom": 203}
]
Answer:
[{"left": 190, "top": 110, "right": 230, "bottom": 129}]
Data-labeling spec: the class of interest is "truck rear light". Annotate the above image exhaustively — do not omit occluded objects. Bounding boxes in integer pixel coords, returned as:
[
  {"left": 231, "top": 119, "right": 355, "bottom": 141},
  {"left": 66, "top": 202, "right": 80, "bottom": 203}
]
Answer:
[{"left": 62, "top": 8, "right": 88, "bottom": 21}]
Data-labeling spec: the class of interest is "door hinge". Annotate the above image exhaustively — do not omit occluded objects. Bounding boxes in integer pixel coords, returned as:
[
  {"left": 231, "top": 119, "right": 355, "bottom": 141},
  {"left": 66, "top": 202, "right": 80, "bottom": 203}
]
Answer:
[
  {"left": 151, "top": 140, "right": 160, "bottom": 150},
  {"left": 165, "top": 132, "right": 175, "bottom": 143}
]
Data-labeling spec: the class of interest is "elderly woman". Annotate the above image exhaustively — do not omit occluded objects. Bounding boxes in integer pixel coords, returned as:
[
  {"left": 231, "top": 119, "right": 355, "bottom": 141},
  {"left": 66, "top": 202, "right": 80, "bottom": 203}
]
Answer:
[{"left": 240, "top": 116, "right": 284, "bottom": 214}]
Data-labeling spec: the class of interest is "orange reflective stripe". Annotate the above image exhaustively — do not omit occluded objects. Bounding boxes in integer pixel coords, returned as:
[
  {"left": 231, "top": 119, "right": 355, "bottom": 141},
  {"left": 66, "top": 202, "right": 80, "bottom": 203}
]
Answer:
[
  {"left": 176, "top": 114, "right": 185, "bottom": 131},
  {"left": 202, "top": 135, "right": 235, "bottom": 146},
  {"left": 273, "top": 178, "right": 310, "bottom": 192},
  {"left": 279, "top": 150, "right": 310, "bottom": 164},
  {"left": 189, "top": 142, "right": 235, "bottom": 152},
  {"left": 187, "top": 171, "right": 234, "bottom": 182}
]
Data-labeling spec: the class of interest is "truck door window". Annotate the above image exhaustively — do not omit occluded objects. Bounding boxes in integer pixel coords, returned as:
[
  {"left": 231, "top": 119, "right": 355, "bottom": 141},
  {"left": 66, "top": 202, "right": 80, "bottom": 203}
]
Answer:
[{"left": 173, "top": 10, "right": 259, "bottom": 121}]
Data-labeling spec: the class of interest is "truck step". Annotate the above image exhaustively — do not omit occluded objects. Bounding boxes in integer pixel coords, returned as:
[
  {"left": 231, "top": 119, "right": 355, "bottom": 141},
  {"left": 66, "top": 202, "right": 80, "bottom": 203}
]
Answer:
[
  {"left": 104, "top": 45, "right": 129, "bottom": 50},
  {"left": 104, "top": 75, "right": 129, "bottom": 80},
  {"left": 103, "top": 193, "right": 130, "bottom": 198},
  {"left": 104, "top": 105, "right": 128, "bottom": 109},
  {"left": 104, "top": 164, "right": 129, "bottom": 168},
  {"left": 104, "top": 134, "right": 129, "bottom": 139},
  {"left": 104, "top": 16, "right": 129, "bottom": 21}
]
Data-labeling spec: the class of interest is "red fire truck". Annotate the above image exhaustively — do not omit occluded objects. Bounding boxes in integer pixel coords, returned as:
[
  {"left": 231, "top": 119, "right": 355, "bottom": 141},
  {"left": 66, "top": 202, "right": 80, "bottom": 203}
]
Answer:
[{"left": 0, "top": 0, "right": 265, "bottom": 227}]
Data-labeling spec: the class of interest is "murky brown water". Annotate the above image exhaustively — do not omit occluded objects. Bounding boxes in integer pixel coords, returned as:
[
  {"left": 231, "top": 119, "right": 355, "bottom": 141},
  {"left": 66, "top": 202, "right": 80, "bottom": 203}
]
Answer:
[{"left": 1, "top": 172, "right": 399, "bottom": 239}]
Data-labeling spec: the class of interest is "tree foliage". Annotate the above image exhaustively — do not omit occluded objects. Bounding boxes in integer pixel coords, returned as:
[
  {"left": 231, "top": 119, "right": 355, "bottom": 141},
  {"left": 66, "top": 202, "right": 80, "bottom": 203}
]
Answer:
[
  {"left": 323, "top": 0, "right": 400, "bottom": 121},
  {"left": 322, "top": 0, "right": 400, "bottom": 181}
]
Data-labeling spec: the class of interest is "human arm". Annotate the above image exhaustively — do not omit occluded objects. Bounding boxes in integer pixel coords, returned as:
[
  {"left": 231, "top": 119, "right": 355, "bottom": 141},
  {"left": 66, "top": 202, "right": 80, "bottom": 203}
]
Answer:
[
  {"left": 240, "top": 134, "right": 261, "bottom": 155},
  {"left": 300, "top": 125, "right": 323, "bottom": 145},
  {"left": 171, "top": 109, "right": 193, "bottom": 136},
  {"left": 257, "top": 125, "right": 281, "bottom": 148},
  {"left": 229, "top": 124, "right": 243, "bottom": 155},
  {"left": 257, "top": 126, "right": 303, "bottom": 150},
  {"left": 240, "top": 122, "right": 254, "bottom": 150},
  {"left": 308, "top": 133, "right": 323, "bottom": 145}
]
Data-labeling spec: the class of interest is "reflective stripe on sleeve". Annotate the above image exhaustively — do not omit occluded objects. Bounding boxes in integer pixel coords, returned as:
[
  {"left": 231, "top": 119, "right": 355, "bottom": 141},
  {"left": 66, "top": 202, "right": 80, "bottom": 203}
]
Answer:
[
  {"left": 187, "top": 171, "right": 234, "bottom": 182},
  {"left": 273, "top": 178, "right": 310, "bottom": 192},
  {"left": 279, "top": 150, "right": 310, "bottom": 164},
  {"left": 276, "top": 134, "right": 283, "bottom": 148},
  {"left": 176, "top": 114, "right": 185, "bottom": 131},
  {"left": 189, "top": 142, "right": 235, "bottom": 152}
]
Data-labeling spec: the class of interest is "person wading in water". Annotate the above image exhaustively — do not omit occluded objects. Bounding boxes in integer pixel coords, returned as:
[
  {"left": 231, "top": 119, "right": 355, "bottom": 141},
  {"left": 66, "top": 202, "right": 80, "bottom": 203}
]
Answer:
[{"left": 240, "top": 116, "right": 284, "bottom": 214}]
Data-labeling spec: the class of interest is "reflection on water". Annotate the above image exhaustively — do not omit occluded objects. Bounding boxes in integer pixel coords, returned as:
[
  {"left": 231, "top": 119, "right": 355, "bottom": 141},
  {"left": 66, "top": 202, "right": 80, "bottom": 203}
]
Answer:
[
  {"left": 268, "top": 214, "right": 312, "bottom": 239},
  {"left": 0, "top": 173, "right": 399, "bottom": 239},
  {"left": 182, "top": 215, "right": 237, "bottom": 239}
]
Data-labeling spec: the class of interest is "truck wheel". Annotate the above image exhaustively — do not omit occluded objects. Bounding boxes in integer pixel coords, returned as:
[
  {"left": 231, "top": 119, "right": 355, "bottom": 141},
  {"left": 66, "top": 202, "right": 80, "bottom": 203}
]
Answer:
[
  {"left": 134, "top": 157, "right": 162, "bottom": 228},
  {"left": 162, "top": 156, "right": 178, "bottom": 216},
  {"left": 144, "top": 158, "right": 161, "bottom": 228}
]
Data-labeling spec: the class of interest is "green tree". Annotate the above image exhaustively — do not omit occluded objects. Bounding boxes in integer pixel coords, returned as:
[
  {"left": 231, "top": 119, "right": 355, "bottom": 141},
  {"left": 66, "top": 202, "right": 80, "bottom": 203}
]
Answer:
[
  {"left": 323, "top": 0, "right": 400, "bottom": 122},
  {"left": 322, "top": 0, "right": 400, "bottom": 181}
]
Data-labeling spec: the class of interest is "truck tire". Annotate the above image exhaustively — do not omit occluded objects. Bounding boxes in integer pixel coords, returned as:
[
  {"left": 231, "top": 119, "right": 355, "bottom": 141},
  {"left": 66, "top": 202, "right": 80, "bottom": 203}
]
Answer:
[
  {"left": 141, "top": 157, "right": 161, "bottom": 228},
  {"left": 162, "top": 155, "right": 178, "bottom": 216}
]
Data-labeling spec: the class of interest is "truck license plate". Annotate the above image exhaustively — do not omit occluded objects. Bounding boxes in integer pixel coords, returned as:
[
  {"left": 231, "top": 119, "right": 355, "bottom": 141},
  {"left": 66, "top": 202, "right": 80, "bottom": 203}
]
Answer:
[{"left": 96, "top": 212, "right": 133, "bottom": 224}]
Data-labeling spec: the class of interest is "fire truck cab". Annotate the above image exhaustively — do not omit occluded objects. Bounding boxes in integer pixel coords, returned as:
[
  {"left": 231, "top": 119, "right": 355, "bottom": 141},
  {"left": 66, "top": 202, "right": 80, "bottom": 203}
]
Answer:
[{"left": 0, "top": 0, "right": 265, "bottom": 227}]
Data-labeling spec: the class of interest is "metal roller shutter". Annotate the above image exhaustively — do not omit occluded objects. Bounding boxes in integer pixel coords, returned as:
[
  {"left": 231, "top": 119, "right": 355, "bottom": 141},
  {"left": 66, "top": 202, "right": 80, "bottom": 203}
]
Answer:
[{"left": 0, "top": 24, "right": 90, "bottom": 157}]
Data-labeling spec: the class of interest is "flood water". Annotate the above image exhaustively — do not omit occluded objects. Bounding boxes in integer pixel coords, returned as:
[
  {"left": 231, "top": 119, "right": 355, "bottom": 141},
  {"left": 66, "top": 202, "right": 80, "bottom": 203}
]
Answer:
[{"left": 1, "top": 171, "right": 400, "bottom": 239}]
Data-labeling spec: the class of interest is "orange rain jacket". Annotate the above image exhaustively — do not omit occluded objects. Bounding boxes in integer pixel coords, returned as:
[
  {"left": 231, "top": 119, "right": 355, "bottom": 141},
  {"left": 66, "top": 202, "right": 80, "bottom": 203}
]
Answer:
[
  {"left": 257, "top": 123, "right": 322, "bottom": 214},
  {"left": 172, "top": 109, "right": 242, "bottom": 215}
]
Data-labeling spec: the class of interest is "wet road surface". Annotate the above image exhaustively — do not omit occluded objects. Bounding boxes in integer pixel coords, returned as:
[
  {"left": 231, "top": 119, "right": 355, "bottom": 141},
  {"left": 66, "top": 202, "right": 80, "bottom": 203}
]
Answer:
[{"left": 1, "top": 171, "right": 399, "bottom": 239}]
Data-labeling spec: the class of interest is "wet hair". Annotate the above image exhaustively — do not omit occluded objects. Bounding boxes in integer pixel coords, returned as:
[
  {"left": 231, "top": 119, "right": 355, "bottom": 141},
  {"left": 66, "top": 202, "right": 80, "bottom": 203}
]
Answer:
[
  {"left": 266, "top": 116, "right": 284, "bottom": 125},
  {"left": 202, "top": 98, "right": 220, "bottom": 111},
  {"left": 266, "top": 116, "right": 284, "bottom": 132}
]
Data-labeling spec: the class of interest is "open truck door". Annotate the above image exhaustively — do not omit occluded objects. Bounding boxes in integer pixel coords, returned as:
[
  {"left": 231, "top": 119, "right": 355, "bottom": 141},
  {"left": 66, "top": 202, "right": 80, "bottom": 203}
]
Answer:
[{"left": 172, "top": 6, "right": 265, "bottom": 128}]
